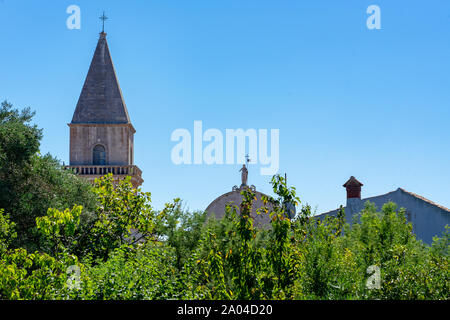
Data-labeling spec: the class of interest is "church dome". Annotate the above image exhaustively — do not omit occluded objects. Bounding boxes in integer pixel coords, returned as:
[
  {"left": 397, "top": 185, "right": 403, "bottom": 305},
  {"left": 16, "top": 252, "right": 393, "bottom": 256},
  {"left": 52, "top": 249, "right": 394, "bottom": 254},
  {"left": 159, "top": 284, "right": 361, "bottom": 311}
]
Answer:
[{"left": 205, "top": 165, "right": 272, "bottom": 227}]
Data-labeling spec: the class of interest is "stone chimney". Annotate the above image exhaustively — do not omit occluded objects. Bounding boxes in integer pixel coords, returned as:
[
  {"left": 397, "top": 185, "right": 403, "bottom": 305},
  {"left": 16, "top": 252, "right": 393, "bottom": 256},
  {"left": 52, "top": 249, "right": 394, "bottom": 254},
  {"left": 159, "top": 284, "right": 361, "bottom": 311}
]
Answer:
[{"left": 343, "top": 176, "right": 363, "bottom": 199}]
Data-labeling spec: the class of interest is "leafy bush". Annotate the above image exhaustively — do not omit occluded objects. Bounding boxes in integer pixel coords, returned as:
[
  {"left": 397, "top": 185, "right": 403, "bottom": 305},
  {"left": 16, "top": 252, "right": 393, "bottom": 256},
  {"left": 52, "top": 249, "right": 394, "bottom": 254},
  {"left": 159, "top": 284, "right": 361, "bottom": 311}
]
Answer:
[
  {"left": 0, "top": 102, "right": 448, "bottom": 299},
  {"left": 176, "top": 175, "right": 449, "bottom": 300},
  {"left": 35, "top": 174, "right": 156, "bottom": 262},
  {"left": 0, "top": 101, "right": 96, "bottom": 251},
  {"left": 81, "top": 244, "right": 180, "bottom": 300}
]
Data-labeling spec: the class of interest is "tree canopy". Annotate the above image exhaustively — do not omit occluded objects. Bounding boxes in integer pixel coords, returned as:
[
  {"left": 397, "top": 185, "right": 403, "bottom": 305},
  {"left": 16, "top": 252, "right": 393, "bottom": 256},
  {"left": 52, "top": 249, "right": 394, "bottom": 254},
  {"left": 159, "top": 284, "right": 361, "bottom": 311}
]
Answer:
[
  {"left": 0, "top": 101, "right": 448, "bottom": 300},
  {"left": 0, "top": 100, "right": 96, "bottom": 250}
]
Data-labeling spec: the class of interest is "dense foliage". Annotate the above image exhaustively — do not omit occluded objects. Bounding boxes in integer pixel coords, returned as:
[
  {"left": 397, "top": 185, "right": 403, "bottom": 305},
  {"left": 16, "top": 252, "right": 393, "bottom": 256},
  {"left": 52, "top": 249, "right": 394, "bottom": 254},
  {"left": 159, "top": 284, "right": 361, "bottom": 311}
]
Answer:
[
  {"left": 0, "top": 102, "right": 448, "bottom": 300},
  {"left": 0, "top": 101, "right": 96, "bottom": 251}
]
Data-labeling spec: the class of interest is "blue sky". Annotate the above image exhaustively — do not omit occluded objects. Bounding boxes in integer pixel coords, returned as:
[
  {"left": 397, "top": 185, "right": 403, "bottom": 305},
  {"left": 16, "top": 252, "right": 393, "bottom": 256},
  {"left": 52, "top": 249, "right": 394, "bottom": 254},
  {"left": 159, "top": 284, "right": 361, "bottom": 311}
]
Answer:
[{"left": 1, "top": 0, "right": 449, "bottom": 213}]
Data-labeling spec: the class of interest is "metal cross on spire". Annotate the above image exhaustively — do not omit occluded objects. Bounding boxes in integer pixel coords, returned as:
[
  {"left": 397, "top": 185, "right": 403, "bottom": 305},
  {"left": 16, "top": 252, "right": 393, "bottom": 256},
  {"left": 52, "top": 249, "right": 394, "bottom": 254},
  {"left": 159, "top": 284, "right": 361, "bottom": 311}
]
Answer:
[{"left": 99, "top": 11, "right": 108, "bottom": 33}]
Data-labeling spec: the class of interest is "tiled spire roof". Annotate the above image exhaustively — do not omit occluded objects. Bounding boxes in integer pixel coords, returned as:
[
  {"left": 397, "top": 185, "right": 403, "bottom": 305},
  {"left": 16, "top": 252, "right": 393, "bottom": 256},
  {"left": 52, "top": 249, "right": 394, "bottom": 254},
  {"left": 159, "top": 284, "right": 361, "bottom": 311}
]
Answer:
[{"left": 71, "top": 32, "right": 130, "bottom": 124}]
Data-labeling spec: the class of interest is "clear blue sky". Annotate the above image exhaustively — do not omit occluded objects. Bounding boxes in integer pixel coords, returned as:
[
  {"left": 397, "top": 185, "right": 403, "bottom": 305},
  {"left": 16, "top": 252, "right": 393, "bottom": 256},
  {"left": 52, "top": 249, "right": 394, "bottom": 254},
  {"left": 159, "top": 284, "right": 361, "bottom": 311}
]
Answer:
[{"left": 1, "top": 0, "right": 449, "bottom": 213}]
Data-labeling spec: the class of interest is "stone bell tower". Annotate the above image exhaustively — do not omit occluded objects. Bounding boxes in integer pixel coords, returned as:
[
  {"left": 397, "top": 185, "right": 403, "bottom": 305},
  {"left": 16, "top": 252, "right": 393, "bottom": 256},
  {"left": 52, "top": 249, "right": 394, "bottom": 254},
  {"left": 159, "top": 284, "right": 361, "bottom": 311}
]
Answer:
[{"left": 66, "top": 31, "right": 143, "bottom": 188}]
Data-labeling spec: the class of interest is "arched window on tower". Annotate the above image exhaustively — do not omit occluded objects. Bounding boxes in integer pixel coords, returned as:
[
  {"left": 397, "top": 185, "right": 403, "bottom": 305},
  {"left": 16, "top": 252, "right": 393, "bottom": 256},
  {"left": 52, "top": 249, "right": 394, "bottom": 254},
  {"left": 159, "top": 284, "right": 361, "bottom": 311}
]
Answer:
[{"left": 93, "top": 145, "right": 106, "bottom": 165}]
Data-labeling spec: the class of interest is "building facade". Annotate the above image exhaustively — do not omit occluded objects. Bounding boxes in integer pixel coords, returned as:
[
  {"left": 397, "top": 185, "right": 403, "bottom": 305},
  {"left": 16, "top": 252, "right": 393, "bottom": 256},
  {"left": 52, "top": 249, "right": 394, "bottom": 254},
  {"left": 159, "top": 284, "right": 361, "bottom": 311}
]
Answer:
[{"left": 317, "top": 176, "right": 450, "bottom": 244}]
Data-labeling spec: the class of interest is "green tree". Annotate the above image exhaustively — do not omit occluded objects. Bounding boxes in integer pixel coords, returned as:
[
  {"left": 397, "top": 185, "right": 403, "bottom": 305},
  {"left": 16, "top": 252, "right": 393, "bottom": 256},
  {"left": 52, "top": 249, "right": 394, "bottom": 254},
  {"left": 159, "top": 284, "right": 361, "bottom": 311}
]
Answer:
[
  {"left": 0, "top": 100, "right": 96, "bottom": 251},
  {"left": 83, "top": 243, "right": 179, "bottom": 300},
  {"left": 36, "top": 174, "right": 156, "bottom": 262},
  {"left": 0, "top": 209, "right": 78, "bottom": 300},
  {"left": 153, "top": 199, "right": 207, "bottom": 270}
]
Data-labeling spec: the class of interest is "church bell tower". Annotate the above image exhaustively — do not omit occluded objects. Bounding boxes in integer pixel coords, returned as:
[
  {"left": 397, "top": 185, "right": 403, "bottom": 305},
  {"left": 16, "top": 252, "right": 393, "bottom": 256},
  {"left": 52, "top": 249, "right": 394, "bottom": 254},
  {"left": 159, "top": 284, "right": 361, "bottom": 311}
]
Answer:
[{"left": 66, "top": 31, "right": 143, "bottom": 188}]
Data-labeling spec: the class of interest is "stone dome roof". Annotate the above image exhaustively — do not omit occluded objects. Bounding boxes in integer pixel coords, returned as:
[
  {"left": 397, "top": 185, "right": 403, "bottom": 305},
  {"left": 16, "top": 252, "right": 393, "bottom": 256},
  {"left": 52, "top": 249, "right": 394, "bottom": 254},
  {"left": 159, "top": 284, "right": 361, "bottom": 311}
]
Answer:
[{"left": 205, "top": 186, "right": 272, "bottom": 227}]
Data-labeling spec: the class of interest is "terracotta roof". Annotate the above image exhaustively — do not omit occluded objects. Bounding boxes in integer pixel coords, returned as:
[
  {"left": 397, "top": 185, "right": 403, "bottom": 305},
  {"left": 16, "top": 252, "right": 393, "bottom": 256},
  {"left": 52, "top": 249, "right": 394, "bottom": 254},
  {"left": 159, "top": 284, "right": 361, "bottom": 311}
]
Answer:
[
  {"left": 343, "top": 176, "right": 363, "bottom": 187},
  {"left": 71, "top": 32, "right": 131, "bottom": 124}
]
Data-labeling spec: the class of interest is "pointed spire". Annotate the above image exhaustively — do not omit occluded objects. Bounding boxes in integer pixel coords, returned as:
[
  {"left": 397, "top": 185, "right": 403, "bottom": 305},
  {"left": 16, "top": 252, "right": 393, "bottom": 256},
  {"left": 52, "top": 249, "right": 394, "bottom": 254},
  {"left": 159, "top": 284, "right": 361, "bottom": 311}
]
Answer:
[{"left": 71, "top": 32, "right": 131, "bottom": 124}]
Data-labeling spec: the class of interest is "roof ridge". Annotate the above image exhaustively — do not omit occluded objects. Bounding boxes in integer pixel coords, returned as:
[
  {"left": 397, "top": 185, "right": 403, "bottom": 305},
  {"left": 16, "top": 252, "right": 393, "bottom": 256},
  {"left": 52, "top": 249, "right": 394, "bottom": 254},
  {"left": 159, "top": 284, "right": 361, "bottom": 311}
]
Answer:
[
  {"left": 398, "top": 188, "right": 450, "bottom": 213},
  {"left": 316, "top": 187, "right": 450, "bottom": 217},
  {"left": 315, "top": 189, "right": 398, "bottom": 217}
]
